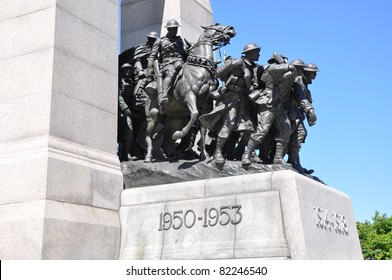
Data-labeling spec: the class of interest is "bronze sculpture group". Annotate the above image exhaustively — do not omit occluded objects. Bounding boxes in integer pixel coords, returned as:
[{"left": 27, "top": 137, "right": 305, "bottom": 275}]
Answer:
[{"left": 118, "top": 20, "right": 319, "bottom": 175}]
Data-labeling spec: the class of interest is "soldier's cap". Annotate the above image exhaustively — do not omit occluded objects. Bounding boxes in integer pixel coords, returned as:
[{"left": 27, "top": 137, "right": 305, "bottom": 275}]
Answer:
[
  {"left": 267, "top": 53, "right": 288, "bottom": 64},
  {"left": 304, "top": 63, "right": 320, "bottom": 72},
  {"left": 147, "top": 31, "right": 159, "bottom": 39},
  {"left": 165, "top": 19, "right": 180, "bottom": 28},
  {"left": 241, "top": 43, "right": 261, "bottom": 54},
  {"left": 290, "top": 59, "right": 305, "bottom": 67}
]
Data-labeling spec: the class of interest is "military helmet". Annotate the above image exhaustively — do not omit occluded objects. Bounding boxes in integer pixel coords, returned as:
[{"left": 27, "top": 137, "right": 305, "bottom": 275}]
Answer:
[
  {"left": 120, "top": 63, "right": 132, "bottom": 69},
  {"left": 267, "top": 53, "right": 288, "bottom": 64},
  {"left": 146, "top": 31, "right": 159, "bottom": 39},
  {"left": 304, "top": 63, "right": 319, "bottom": 72},
  {"left": 165, "top": 19, "right": 180, "bottom": 28},
  {"left": 290, "top": 59, "right": 305, "bottom": 67},
  {"left": 241, "top": 43, "right": 261, "bottom": 54}
]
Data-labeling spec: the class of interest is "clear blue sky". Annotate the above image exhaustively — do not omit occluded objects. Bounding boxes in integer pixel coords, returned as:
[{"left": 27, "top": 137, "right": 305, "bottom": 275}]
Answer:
[
  {"left": 210, "top": 0, "right": 392, "bottom": 222},
  {"left": 119, "top": 0, "right": 392, "bottom": 222}
]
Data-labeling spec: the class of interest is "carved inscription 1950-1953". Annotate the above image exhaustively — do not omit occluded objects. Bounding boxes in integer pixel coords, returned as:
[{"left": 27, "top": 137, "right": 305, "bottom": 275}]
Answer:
[{"left": 158, "top": 205, "right": 242, "bottom": 231}]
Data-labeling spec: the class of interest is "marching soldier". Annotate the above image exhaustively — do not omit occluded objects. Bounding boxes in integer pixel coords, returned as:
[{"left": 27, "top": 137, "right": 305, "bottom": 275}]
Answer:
[
  {"left": 286, "top": 59, "right": 317, "bottom": 173},
  {"left": 199, "top": 43, "right": 261, "bottom": 166},
  {"left": 118, "top": 63, "right": 135, "bottom": 162},
  {"left": 242, "top": 53, "right": 295, "bottom": 167}
]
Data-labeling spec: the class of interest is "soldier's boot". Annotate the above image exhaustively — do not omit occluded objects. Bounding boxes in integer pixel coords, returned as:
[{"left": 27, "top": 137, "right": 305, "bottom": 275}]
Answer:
[
  {"left": 214, "top": 137, "right": 227, "bottom": 166},
  {"left": 273, "top": 141, "right": 288, "bottom": 164},
  {"left": 287, "top": 146, "right": 305, "bottom": 173},
  {"left": 242, "top": 139, "right": 258, "bottom": 167}
]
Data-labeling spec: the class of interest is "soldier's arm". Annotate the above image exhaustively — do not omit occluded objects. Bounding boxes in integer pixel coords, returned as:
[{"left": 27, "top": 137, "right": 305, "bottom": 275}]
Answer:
[
  {"left": 306, "top": 89, "right": 313, "bottom": 103},
  {"left": 268, "top": 63, "right": 296, "bottom": 81},
  {"left": 216, "top": 58, "right": 242, "bottom": 80},
  {"left": 292, "top": 82, "right": 314, "bottom": 113},
  {"left": 292, "top": 82, "right": 317, "bottom": 125},
  {"left": 147, "top": 39, "right": 161, "bottom": 74},
  {"left": 118, "top": 91, "right": 129, "bottom": 112}
]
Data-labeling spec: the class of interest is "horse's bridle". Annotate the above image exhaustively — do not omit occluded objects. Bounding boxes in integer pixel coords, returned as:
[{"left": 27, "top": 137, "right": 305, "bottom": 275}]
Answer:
[{"left": 188, "top": 25, "right": 233, "bottom": 52}]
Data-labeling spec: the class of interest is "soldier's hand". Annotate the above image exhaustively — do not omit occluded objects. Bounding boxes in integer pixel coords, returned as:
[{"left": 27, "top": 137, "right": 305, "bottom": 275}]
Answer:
[
  {"left": 122, "top": 108, "right": 132, "bottom": 117},
  {"left": 307, "top": 108, "right": 317, "bottom": 126}
]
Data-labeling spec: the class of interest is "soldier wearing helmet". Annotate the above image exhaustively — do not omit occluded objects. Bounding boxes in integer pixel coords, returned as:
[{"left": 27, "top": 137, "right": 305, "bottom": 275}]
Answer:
[
  {"left": 133, "top": 31, "right": 159, "bottom": 104},
  {"left": 242, "top": 52, "right": 298, "bottom": 167},
  {"left": 119, "top": 31, "right": 159, "bottom": 161},
  {"left": 285, "top": 59, "right": 317, "bottom": 173},
  {"left": 118, "top": 62, "right": 136, "bottom": 162},
  {"left": 303, "top": 63, "right": 319, "bottom": 86},
  {"left": 199, "top": 43, "right": 262, "bottom": 167},
  {"left": 147, "top": 19, "right": 190, "bottom": 113}
]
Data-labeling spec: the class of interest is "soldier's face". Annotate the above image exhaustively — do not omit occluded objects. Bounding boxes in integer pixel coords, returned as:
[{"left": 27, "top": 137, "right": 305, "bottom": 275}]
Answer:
[
  {"left": 147, "top": 37, "right": 157, "bottom": 46},
  {"left": 167, "top": 27, "right": 178, "bottom": 36},
  {"left": 123, "top": 69, "right": 132, "bottom": 78},
  {"left": 296, "top": 67, "right": 304, "bottom": 76},
  {"left": 247, "top": 50, "right": 260, "bottom": 62},
  {"left": 305, "top": 71, "right": 317, "bottom": 83}
]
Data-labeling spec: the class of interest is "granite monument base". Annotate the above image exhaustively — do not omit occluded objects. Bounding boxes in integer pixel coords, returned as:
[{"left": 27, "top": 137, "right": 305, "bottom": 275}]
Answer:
[{"left": 119, "top": 170, "right": 363, "bottom": 260}]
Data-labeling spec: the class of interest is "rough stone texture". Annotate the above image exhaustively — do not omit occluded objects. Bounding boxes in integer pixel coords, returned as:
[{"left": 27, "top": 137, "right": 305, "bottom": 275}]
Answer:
[
  {"left": 0, "top": 1, "right": 122, "bottom": 259},
  {"left": 121, "top": 0, "right": 213, "bottom": 50},
  {"left": 122, "top": 159, "right": 323, "bottom": 188},
  {"left": 119, "top": 170, "right": 363, "bottom": 260}
]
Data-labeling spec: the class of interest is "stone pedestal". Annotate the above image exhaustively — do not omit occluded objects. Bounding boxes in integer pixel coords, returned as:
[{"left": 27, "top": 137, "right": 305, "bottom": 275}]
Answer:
[
  {"left": 119, "top": 170, "right": 363, "bottom": 260},
  {"left": 121, "top": 0, "right": 213, "bottom": 50},
  {"left": 0, "top": 0, "right": 122, "bottom": 259}
]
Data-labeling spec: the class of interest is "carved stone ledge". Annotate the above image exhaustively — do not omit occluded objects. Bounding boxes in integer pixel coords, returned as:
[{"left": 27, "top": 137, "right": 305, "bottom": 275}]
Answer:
[{"left": 122, "top": 159, "right": 324, "bottom": 189}]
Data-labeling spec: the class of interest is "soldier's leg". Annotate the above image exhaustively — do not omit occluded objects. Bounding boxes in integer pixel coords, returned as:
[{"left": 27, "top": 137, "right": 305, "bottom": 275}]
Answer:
[
  {"left": 225, "top": 132, "right": 237, "bottom": 160},
  {"left": 258, "top": 127, "right": 276, "bottom": 164},
  {"left": 273, "top": 109, "right": 292, "bottom": 164},
  {"left": 130, "top": 106, "right": 147, "bottom": 159},
  {"left": 242, "top": 108, "right": 275, "bottom": 166},
  {"left": 287, "top": 120, "right": 300, "bottom": 166},
  {"left": 118, "top": 113, "right": 133, "bottom": 162},
  {"left": 215, "top": 106, "right": 238, "bottom": 165},
  {"left": 233, "top": 132, "right": 251, "bottom": 161},
  {"left": 160, "top": 65, "right": 176, "bottom": 107},
  {"left": 296, "top": 120, "right": 314, "bottom": 173}
]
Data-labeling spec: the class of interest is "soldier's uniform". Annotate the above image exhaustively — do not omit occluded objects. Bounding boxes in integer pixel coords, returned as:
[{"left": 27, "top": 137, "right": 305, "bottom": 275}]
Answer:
[
  {"left": 199, "top": 43, "right": 261, "bottom": 165},
  {"left": 284, "top": 59, "right": 316, "bottom": 172},
  {"left": 148, "top": 20, "right": 188, "bottom": 111},
  {"left": 242, "top": 53, "right": 295, "bottom": 166},
  {"left": 117, "top": 63, "right": 135, "bottom": 162},
  {"left": 133, "top": 32, "right": 158, "bottom": 107}
]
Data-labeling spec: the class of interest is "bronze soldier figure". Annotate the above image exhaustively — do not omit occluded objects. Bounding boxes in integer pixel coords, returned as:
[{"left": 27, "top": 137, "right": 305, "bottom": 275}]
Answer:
[
  {"left": 286, "top": 59, "right": 317, "bottom": 173},
  {"left": 118, "top": 63, "right": 135, "bottom": 162},
  {"left": 130, "top": 31, "right": 159, "bottom": 159},
  {"left": 147, "top": 19, "right": 190, "bottom": 114},
  {"left": 200, "top": 43, "right": 261, "bottom": 167},
  {"left": 242, "top": 53, "right": 295, "bottom": 167}
]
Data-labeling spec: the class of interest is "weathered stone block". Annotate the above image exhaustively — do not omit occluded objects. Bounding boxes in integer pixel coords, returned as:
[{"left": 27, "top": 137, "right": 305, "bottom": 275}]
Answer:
[
  {"left": 119, "top": 171, "right": 362, "bottom": 260},
  {"left": 54, "top": 7, "right": 117, "bottom": 75},
  {"left": 56, "top": 0, "right": 118, "bottom": 39},
  {"left": 52, "top": 49, "right": 117, "bottom": 114},
  {"left": 0, "top": 7, "right": 55, "bottom": 60},
  {"left": 49, "top": 92, "right": 117, "bottom": 154}
]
